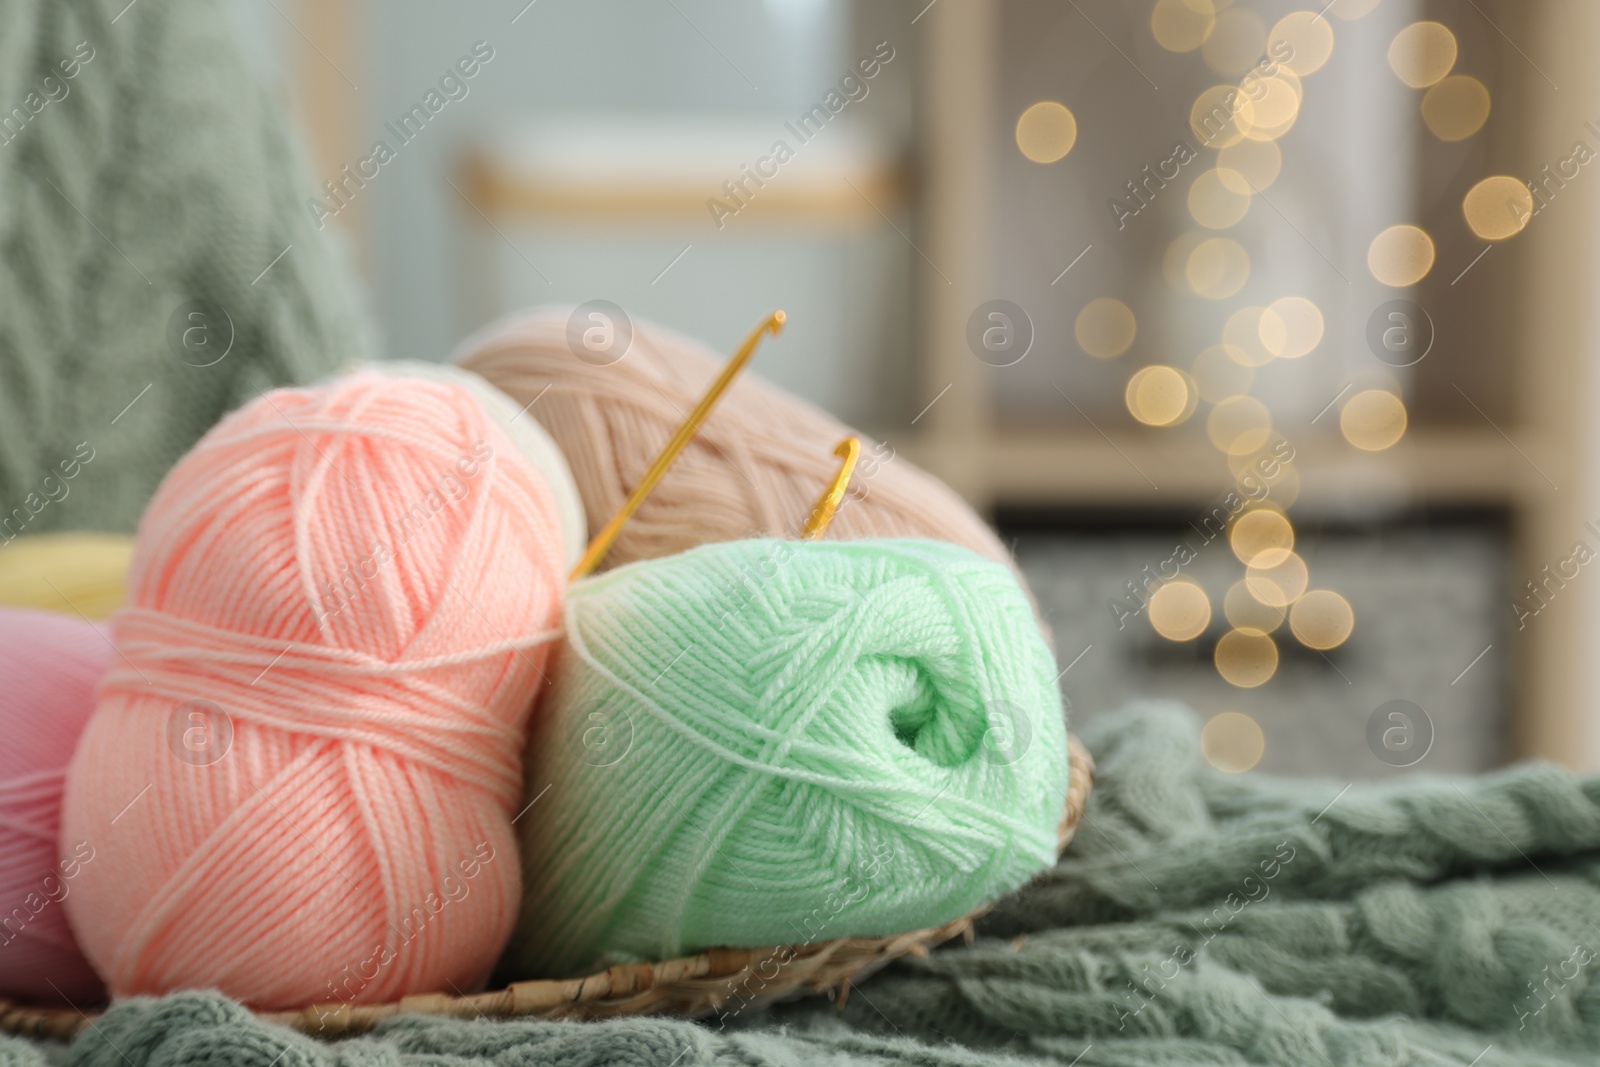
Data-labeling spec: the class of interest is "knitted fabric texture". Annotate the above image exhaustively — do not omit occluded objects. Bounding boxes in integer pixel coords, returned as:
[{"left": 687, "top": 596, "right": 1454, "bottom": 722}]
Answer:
[
  {"left": 0, "top": 0, "right": 368, "bottom": 537},
  {"left": 16, "top": 703, "right": 1600, "bottom": 1065},
  {"left": 505, "top": 538, "right": 1068, "bottom": 979}
]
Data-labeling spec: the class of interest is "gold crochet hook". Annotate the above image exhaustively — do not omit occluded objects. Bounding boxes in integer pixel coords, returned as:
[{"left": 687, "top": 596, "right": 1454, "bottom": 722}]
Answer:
[
  {"left": 801, "top": 437, "right": 860, "bottom": 540},
  {"left": 569, "top": 309, "right": 786, "bottom": 580}
]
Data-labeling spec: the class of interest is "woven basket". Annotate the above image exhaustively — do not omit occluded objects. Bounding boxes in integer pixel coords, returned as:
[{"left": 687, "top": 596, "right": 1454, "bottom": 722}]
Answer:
[{"left": 1, "top": 735, "right": 1091, "bottom": 1040}]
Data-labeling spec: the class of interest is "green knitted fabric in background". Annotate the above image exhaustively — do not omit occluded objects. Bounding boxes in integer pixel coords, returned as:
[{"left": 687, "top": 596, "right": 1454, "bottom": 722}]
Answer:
[
  {"left": 0, "top": 0, "right": 367, "bottom": 536},
  {"left": 13, "top": 702, "right": 1600, "bottom": 1066}
]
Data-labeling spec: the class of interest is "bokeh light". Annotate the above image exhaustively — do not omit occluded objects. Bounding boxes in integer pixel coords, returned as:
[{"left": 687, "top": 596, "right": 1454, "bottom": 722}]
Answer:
[
  {"left": 1075, "top": 297, "right": 1137, "bottom": 359},
  {"left": 1189, "top": 168, "right": 1254, "bottom": 228},
  {"left": 1192, "top": 344, "right": 1254, "bottom": 402},
  {"left": 1290, "top": 589, "right": 1356, "bottom": 650},
  {"left": 1246, "top": 550, "right": 1309, "bottom": 608},
  {"left": 1238, "top": 69, "right": 1303, "bottom": 141},
  {"left": 1015, "top": 101, "right": 1078, "bottom": 163},
  {"left": 1463, "top": 176, "right": 1535, "bottom": 241},
  {"left": 1225, "top": 579, "right": 1285, "bottom": 633},
  {"left": 1230, "top": 509, "right": 1294, "bottom": 567},
  {"left": 1149, "top": 580, "right": 1213, "bottom": 641},
  {"left": 1214, "top": 630, "right": 1279, "bottom": 688},
  {"left": 1223, "top": 306, "right": 1277, "bottom": 366},
  {"left": 1421, "top": 75, "right": 1490, "bottom": 142},
  {"left": 1187, "top": 238, "right": 1251, "bottom": 298},
  {"left": 1259, "top": 296, "right": 1324, "bottom": 359},
  {"left": 1218, "top": 138, "right": 1282, "bottom": 191},
  {"left": 1268, "top": 11, "right": 1335, "bottom": 77},
  {"left": 1388, "top": 21, "right": 1457, "bottom": 88},
  {"left": 1191, "top": 85, "right": 1248, "bottom": 149},
  {"left": 1153, "top": 0, "right": 1217, "bottom": 53},
  {"left": 1164, "top": 231, "right": 1209, "bottom": 290},
  {"left": 1202, "top": 711, "right": 1267, "bottom": 772},
  {"left": 1340, "top": 389, "right": 1408, "bottom": 451},
  {"left": 1208, "top": 395, "right": 1273, "bottom": 454},
  {"left": 1126, "top": 365, "right": 1198, "bottom": 426},
  {"left": 1203, "top": 8, "right": 1267, "bottom": 76},
  {"left": 1245, "top": 461, "right": 1300, "bottom": 507},
  {"left": 1366, "top": 224, "right": 1436, "bottom": 287}
]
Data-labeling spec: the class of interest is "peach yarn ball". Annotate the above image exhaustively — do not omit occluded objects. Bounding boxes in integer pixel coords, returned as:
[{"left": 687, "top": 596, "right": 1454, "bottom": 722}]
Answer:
[
  {"left": 452, "top": 308, "right": 1029, "bottom": 587},
  {"left": 61, "top": 370, "right": 566, "bottom": 1010}
]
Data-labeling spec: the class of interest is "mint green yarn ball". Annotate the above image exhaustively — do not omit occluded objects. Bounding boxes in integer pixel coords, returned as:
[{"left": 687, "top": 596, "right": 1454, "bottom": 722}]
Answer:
[{"left": 504, "top": 538, "right": 1069, "bottom": 979}]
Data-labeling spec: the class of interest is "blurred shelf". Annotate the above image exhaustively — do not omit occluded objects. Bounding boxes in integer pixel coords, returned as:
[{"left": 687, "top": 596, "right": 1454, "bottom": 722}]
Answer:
[
  {"left": 897, "top": 427, "right": 1555, "bottom": 513},
  {"left": 461, "top": 117, "right": 904, "bottom": 229}
]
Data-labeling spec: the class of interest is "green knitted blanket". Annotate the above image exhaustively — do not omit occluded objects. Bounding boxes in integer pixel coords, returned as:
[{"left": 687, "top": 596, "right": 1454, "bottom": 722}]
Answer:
[
  {"left": 0, "top": 0, "right": 366, "bottom": 537},
  {"left": 8, "top": 702, "right": 1600, "bottom": 1067}
]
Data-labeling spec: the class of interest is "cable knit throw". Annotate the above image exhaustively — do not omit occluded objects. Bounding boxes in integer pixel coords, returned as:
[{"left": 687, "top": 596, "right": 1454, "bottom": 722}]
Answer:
[
  {"left": 0, "top": 0, "right": 367, "bottom": 537},
  {"left": 11, "top": 702, "right": 1600, "bottom": 1066}
]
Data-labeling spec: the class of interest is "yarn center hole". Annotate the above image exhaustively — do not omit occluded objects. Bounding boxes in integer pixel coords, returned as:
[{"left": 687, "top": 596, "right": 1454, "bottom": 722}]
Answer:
[{"left": 882, "top": 658, "right": 983, "bottom": 767}]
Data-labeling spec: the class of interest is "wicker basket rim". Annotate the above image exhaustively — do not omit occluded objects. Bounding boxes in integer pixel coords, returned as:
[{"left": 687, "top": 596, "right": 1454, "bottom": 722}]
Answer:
[{"left": 0, "top": 734, "right": 1092, "bottom": 1040}]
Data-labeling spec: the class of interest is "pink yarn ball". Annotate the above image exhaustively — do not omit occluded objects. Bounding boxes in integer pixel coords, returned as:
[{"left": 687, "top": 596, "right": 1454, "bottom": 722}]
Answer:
[
  {"left": 61, "top": 371, "right": 565, "bottom": 1010},
  {"left": 0, "top": 607, "right": 108, "bottom": 1005}
]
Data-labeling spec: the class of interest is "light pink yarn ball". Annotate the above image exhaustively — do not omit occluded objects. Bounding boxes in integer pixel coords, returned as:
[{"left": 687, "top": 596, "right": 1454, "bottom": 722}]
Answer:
[
  {"left": 61, "top": 371, "right": 566, "bottom": 1010},
  {"left": 0, "top": 606, "right": 109, "bottom": 1004}
]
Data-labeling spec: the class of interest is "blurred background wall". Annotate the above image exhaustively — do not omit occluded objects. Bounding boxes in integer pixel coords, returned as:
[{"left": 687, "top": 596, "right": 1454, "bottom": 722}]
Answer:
[{"left": 225, "top": 0, "right": 1600, "bottom": 777}]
